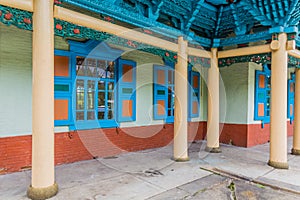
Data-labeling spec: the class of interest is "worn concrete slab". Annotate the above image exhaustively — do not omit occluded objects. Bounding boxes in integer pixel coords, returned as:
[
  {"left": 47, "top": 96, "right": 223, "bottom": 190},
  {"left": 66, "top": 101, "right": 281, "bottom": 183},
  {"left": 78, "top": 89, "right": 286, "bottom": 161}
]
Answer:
[{"left": 1, "top": 136, "right": 300, "bottom": 199}]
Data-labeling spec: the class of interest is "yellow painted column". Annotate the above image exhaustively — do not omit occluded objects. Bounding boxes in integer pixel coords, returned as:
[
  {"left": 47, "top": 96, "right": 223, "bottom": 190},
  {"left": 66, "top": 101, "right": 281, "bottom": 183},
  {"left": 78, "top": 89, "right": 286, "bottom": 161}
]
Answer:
[
  {"left": 173, "top": 36, "right": 189, "bottom": 161},
  {"left": 27, "top": 0, "right": 58, "bottom": 199},
  {"left": 268, "top": 33, "right": 289, "bottom": 169},
  {"left": 292, "top": 68, "right": 300, "bottom": 155},
  {"left": 206, "top": 48, "right": 221, "bottom": 153}
]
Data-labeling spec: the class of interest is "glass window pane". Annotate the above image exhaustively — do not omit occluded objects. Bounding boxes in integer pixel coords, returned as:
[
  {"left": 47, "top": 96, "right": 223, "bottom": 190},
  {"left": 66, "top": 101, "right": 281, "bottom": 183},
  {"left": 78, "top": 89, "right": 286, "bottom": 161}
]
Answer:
[
  {"left": 98, "top": 81, "right": 105, "bottom": 90},
  {"left": 107, "top": 61, "right": 115, "bottom": 79},
  {"left": 87, "top": 91, "right": 94, "bottom": 109},
  {"left": 168, "top": 109, "right": 172, "bottom": 117},
  {"left": 168, "top": 87, "right": 173, "bottom": 110},
  {"left": 86, "top": 58, "right": 97, "bottom": 77},
  {"left": 87, "top": 111, "right": 95, "bottom": 120},
  {"left": 76, "top": 80, "right": 85, "bottom": 110},
  {"left": 108, "top": 92, "right": 114, "bottom": 109},
  {"left": 76, "top": 57, "right": 85, "bottom": 76},
  {"left": 98, "top": 112, "right": 104, "bottom": 119},
  {"left": 97, "top": 60, "right": 106, "bottom": 78},
  {"left": 98, "top": 91, "right": 105, "bottom": 108},
  {"left": 88, "top": 80, "right": 95, "bottom": 90},
  {"left": 108, "top": 110, "right": 114, "bottom": 119},
  {"left": 108, "top": 82, "right": 114, "bottom": 90},
  {"left": 76, "top": 112, "right": 84, "bottom": 120}
]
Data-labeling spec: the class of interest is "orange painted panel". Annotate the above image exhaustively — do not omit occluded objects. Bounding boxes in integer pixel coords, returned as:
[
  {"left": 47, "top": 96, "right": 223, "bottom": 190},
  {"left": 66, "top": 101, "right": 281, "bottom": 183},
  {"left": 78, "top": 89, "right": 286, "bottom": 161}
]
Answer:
[
  {"left": 258, "top": 103, "right": 264, "bottom": 117},
  {"left": 123, "top": 65, "right": 133, "bottom": 82},
  {"left": 122, "top": 100, "right": 133, "bottom": 117},
  {"left": 157, "top": 70, "right": 165, "bottom": 85},
  {"left": 290, "top": 82, "right": 295, "bottom": 93},
  {"left": 54, "top": 99, "right": 69, "bottom": 120},
  {"left": 54, "top": 56, "right": 69, "bottom": 77},
  {"left": 192, "top": 101, "right": 198, "bottom": 114},
  {"left": 258, "top": 75, "right": 265, "bottom": 88},
  {"left": 290, "top": 104, "right": 293, "bottom": 116},
  {"left": 157, "top": 100, "right": 165, "bottom": 115},
  {"left": 193, "top": 76, "right": 199, "bottom": 88}
]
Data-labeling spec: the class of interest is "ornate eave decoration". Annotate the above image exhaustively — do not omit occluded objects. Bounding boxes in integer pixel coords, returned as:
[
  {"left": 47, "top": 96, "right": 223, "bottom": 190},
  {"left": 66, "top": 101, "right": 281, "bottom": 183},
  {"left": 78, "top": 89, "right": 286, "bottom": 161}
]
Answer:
[
  {"left": 0, "top": 4, "right": 211, "bottom": 67},
  {"left": 218, "top": 53, "right": 271, "bottom": 67},
  {"left": 0, "top": 5, "right": 32, "bottom": 31},
  {"left": 188, "top": 56, "right": 210, "bottom": 68},
  {"left": 288, "top": 55, "right": 300, "bottom": 68}
]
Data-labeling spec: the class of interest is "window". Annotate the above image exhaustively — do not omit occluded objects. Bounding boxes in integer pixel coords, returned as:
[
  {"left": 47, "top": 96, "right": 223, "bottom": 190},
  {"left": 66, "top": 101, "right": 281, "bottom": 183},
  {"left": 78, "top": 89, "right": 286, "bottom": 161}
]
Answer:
[
  {"left": 153, "top": 65, "right": 175, "bottom": 123},
  {"left": 189, "top": 70, "right": 200, "bottom": 119},
  {"left": 75, "top": 56, "right": 117, "bottom": 128},
  {"left": 54, "top": 50, "right": 73, "bottom": 127},
  {"left": 254, "top": 64, "right": 271, "bottom": 126},
  {"left": 54, "top": 40, "right": 136, "bottom": 130},
  {"left": 254, "top": 64, "right": 295, "bottom": 126},
  {"left": 288, "top": 73, "right": 295, "bottom": 123},
  {"left": 153, "top": 64, "right": 200, "bottom": 122}
]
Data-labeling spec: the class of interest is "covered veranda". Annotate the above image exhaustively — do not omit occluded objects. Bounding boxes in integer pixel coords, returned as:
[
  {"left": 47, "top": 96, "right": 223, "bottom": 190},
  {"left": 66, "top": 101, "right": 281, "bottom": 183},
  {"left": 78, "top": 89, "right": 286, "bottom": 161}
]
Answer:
[{"left": 1, "top": 0, "right": 300, "bottom": 199}]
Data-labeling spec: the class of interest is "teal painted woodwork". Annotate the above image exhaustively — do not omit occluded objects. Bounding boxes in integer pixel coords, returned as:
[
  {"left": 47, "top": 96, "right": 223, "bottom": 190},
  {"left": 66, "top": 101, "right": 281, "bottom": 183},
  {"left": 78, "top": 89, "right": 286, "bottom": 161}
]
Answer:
[
  {"left": 254, "top": 64, "right": 271, "bottom": 127},
  {"left": 0, "top": 5, "right": 32, "bottom": 31},
  {"left": 219, "top": 53, "right": 271, "bottom": 68},
  {"left": 288, "top": 73, "right": 295, "bottom": 123},
  {"left": 2, "top": 2, "right": 300, "bottom": 51}
]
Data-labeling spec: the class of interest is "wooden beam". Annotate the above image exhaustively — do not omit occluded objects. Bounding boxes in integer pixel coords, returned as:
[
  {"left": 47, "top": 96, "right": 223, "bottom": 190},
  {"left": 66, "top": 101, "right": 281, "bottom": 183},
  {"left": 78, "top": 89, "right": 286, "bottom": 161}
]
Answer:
[
  {"left": 288, "top": 49, "right": 300, "bottom": 59},
  {"left": 54, "top": 6, "right": 211, "bottom": 58},
  {"left": 188, "top": 47, "right": 212, "bottom": 58},
  {"left": 218, "top": 44, "right": 271, "bottom": 58},
  {"left": 54, "top": 6, "right": 178, "bottom": 52},
  {"left": 0, "top": 0, "right": 33, "bottom": 12}
]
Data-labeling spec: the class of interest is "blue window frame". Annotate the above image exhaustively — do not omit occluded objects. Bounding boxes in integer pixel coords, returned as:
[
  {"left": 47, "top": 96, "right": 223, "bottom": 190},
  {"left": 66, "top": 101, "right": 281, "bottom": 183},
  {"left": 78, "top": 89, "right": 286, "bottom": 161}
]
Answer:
[
  {"left": 74, "top": 56, "right": 117, "bottom": 129},
  {"left": 54, "top": 50, "right": 74, "bottom": 127},
  {"left": 116, "top": 59, "right": 137, "bottom": 122},
  {"left": 288, "top": 73, "right": 295, "bottom": 123},
  {"left": 54, "top": 40, "right": 138, "bottom": 130},
  {"left": 189, "top": 69, "right": 200, "bottom": 119},
  {"left": 254, "top": 64, "right": 271, "bottom": 126},
  {"left": 254, "top": 64, "right": 295, "bottom": 126},
  {"left": 153, "top": 64, "right": 175, "bottom": 123},
  {"left": 153, "top": 64, "right": 200, "bottom": 123}
]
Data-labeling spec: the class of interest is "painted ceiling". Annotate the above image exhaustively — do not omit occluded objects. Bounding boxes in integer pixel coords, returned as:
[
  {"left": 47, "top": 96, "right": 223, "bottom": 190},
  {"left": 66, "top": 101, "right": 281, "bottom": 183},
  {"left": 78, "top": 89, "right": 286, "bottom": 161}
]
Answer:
[{"left": 59, "top": 0, "right": 300, "bottom": 47}]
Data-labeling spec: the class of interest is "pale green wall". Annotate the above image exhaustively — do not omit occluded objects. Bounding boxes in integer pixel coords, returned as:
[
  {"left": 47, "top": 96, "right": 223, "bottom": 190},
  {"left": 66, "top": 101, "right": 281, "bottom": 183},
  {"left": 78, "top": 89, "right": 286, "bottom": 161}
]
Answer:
[
  {"left": 0, "top": 24, "right": 69, "bottom": 137},
  {"left": 219, "top": 63, "right": 249, "bottom": 124},
  {"left": 0, "top": 24, "right": 32, "bottom": 137}
]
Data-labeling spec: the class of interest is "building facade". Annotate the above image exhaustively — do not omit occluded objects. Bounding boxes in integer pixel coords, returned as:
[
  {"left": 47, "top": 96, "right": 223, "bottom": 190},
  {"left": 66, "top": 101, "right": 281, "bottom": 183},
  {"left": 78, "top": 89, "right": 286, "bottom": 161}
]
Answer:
[{"left": 1, "top": 0, "right": 300, "bottom": 199}]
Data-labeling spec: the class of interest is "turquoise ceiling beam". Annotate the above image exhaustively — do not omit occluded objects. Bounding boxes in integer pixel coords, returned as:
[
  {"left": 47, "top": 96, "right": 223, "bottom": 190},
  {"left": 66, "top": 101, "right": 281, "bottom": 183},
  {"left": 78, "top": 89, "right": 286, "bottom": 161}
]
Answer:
[{"left": 184, "top": 0, "right": 204, "bottom": 32}]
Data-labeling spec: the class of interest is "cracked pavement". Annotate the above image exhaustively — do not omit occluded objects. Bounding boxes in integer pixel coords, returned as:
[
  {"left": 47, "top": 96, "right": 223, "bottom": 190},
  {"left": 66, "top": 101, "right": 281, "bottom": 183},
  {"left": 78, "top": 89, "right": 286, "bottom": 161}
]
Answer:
[{"left": 1, "top": 137, "right": 300, "bottom": 199}]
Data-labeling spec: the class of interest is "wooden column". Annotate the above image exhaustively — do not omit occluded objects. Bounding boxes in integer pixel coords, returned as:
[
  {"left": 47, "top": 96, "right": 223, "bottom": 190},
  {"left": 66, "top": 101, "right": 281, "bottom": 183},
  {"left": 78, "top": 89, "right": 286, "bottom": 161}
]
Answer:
[
  {"left": 173, "top": 36, "right": 189, "bottom": 161},
  {"left": 206, "top": 48, "right": 221, "bottom": 153},
  {"left": 27, "top": 0, "right": 58, "bottom": 199},
  {"left": 268, "top": 33, "right": 289, "bottom": 169},
  {"left": 292, "top": 68, "right": 300, "bottom": 155}
]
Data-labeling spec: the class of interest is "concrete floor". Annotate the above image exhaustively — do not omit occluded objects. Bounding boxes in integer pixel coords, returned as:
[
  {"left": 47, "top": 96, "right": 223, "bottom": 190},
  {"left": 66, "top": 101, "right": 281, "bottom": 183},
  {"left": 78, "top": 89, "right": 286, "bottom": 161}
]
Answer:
[{"left": 1, "top": 137, "right": 300, "bottom": 199}]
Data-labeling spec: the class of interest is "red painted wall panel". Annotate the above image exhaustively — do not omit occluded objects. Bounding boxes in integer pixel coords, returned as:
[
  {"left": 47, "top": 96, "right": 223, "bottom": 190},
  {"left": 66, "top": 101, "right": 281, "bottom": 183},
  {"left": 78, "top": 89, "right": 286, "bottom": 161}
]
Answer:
[{"left": 0, "top": 122, "right": 205, "bottom": 174}]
